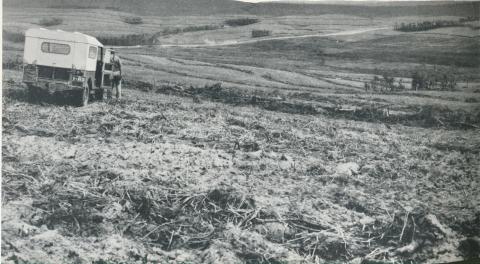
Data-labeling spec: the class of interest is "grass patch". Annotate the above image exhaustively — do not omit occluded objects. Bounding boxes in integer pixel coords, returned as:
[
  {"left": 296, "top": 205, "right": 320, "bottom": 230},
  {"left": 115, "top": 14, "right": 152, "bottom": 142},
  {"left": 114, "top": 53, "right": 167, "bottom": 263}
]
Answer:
[{"left": 334, "top": 35, "right": 480, "bottom": 68}]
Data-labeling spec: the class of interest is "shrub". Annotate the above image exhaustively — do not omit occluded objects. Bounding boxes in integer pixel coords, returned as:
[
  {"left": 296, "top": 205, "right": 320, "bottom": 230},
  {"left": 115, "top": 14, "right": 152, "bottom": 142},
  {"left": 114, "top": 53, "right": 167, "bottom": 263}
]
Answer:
[
  {"left": 251, "top": 30, "right": 271, "bottom": 38},
  {"left": 3, "top": 30, "right": 25, "bottom": 43},
  {"left": 123, "top": 16, "right": 143, "bottom": 25},
  {"left": 38, "top": 17, "right": 63, "bottom": 27},
  {"left": 3, "top": 57, "right": 23, "bottom": 70},
  {"left": 225, "top": 18, "right": 259, "bottom": 27}
]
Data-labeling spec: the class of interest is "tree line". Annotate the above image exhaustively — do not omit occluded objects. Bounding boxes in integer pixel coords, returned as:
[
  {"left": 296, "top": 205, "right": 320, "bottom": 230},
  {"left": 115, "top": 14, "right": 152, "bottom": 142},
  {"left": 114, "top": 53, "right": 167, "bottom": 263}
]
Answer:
[
  {"left": 394, "top": 20, "right": 463, "bottom": 32},
  {"left": 410, "top": 66, "right": 458, "bottom": 91},
  {"left": 96, "top": 34, "right": 155, "bottom": 46},
  {"left": 157, "top": 24, "right": 223, "bottom": 36},
  {"left": 459, "top": 16, "right": 480, "bottom": 23},
  {"left": 394, "top": 16, "right": 479, "bottom": 32},
  {"left": 364, "top": 74, "right": 405, "bottom": 92},
  {"left": 364, "top": 66, "right": 460, "bottom": 92},
  {"left": 225, "top": 18, "right": 259, "bottom": 27}
]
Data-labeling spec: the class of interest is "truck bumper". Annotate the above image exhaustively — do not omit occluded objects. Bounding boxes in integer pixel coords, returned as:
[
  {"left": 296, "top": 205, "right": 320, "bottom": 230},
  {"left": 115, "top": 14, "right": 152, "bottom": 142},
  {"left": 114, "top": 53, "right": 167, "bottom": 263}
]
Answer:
[{"left": 24, "top": 80, "right": 84, "bottom": 94}]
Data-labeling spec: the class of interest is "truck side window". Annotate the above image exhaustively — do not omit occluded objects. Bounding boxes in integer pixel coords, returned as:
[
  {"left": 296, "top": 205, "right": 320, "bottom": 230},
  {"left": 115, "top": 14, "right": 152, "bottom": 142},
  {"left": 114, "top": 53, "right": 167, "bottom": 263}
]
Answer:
[
  {"left": 41, "top": 42, "right": 71, "bottom": 55},
  {"left": 89, "top": 46, "right": 97, "bottom": 59}
]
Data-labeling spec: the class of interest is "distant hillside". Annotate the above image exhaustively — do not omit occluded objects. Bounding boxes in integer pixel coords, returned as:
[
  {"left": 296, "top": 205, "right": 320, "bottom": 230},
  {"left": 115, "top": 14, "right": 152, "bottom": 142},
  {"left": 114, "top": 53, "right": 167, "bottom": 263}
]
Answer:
[
  {"left": 247, "top": 2, "right": 480, "bottom": 17},
  {"left": 3, "top": 0, "right": 250, "bottom": 16},
  {"left": 4, "top": 0, "right": 479, "bottom": 17}
]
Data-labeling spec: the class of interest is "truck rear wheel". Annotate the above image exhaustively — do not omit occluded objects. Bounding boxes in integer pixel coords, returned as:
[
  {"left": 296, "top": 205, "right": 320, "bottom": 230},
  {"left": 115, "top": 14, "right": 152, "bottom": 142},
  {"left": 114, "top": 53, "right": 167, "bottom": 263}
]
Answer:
[{"left": 26, "top": 84, "right": 39, "bottom": 103}]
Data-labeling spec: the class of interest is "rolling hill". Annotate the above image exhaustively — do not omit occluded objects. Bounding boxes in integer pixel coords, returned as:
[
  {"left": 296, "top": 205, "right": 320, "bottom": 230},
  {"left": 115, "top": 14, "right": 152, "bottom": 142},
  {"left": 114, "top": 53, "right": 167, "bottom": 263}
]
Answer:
[{"left": 4, "top": 0, "right": 480, "bottom": 17}]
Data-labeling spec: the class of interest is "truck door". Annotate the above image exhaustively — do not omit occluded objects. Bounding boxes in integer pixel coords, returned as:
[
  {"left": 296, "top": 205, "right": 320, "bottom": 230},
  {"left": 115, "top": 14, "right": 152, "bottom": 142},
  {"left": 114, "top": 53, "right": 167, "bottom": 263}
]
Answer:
[
  {"left": 95, "top": 47, "right": 103, "bottom": 88},
  {"left": 102, "top": 49, "right": 113, "bottom": 87}
]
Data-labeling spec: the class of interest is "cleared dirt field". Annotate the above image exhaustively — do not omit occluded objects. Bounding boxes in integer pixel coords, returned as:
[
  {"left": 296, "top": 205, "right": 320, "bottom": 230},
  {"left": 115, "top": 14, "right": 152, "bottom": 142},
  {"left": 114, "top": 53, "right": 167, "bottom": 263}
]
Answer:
[
  {"left": 3, "top": 81, "right": 480, "bottom": 263},
  {"left": 2, "top": 6, "right": 480, "bottom": 264}
]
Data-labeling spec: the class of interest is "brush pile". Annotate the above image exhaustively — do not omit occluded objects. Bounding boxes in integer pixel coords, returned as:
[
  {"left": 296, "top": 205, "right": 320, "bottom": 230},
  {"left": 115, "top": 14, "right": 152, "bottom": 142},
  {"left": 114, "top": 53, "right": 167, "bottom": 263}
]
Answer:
[
  {"left": 323, "top": 103, "right": 480, "bottom": 129},
  {"left": 154, "top": 82, "right": 318, "bottom": 115}
]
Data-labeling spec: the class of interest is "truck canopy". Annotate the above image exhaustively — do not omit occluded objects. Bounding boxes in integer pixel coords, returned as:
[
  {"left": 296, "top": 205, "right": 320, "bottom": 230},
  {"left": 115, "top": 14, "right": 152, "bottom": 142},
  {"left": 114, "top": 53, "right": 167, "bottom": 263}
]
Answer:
[
  {"left": 23, "top": 28, "right": 104, "bottom": 72},
  {"left": 25, "top": 28, "right": 103, "bottom": 47}
]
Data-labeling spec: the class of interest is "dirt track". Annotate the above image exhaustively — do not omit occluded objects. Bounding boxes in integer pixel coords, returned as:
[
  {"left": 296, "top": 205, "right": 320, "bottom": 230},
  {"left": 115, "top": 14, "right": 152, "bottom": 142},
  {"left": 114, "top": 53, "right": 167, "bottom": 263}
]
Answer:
[{"left": 113, "top": 27, "right": 389, "bottom": 49}]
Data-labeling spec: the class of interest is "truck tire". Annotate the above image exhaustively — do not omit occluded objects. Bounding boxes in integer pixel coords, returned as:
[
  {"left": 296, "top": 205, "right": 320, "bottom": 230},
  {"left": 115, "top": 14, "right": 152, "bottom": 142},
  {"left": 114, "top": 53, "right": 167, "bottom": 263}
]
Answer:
[{"left": 26, "top": 84, "right": 38, "bottom": 103}]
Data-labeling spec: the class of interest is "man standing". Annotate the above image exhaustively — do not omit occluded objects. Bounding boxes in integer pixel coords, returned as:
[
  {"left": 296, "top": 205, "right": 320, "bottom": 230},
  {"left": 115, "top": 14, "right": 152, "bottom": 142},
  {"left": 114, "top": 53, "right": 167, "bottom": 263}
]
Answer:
[{"left": 109, "top": 49, "right": 123, "bottom": 100}]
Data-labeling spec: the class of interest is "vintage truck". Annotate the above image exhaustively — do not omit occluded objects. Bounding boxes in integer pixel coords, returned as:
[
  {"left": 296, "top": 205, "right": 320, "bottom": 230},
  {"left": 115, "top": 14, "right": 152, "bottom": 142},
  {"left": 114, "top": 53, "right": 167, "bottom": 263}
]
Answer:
[{"left": 22, "top": 28, "right": 116, "bottom": 106}]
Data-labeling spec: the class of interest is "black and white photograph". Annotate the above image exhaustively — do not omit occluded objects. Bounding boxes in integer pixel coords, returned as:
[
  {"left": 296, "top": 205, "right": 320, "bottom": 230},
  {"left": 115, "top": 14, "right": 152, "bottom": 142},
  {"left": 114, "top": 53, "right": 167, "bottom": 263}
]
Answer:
[{"left": 1, "top": 0, "right": 480, "bottom": 263}]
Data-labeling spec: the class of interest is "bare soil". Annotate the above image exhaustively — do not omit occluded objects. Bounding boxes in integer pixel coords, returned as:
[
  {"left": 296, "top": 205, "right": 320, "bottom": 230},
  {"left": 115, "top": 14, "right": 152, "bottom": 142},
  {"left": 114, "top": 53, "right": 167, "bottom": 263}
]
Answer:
[{"left": 2, "top": 79, "right": 480, "bottom": 263}]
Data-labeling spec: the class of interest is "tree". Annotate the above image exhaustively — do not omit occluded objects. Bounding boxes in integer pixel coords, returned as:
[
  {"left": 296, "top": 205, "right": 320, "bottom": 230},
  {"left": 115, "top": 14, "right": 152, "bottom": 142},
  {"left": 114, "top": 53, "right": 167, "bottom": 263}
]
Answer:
[
  {"left": 364, "top": 82, "right": 370, "bottom": 92},
  {"left": 397, "top": 79, "right": 405, "bottom": 90},
  {"left": 371, "top": 76, "right": 380, "bottom": 91},
  {"left": 411, "top": 72, "right": 419, "bottom": 91},
  {"left": 382, "top": 74, "right": 395, "bottom": 91}
]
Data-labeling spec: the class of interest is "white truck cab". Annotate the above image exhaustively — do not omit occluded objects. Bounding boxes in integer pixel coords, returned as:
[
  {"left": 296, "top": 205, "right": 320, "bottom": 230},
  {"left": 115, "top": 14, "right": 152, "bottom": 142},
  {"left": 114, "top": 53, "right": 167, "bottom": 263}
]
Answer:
[{"left": 23, "top": 28, "right": 116, "bottom": 106}]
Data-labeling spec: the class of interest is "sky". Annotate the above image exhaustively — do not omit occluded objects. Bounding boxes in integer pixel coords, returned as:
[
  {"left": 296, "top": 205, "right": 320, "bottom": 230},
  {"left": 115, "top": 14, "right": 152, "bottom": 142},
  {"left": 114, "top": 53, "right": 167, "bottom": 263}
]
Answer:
[{"left": 236, "top": 0, "right": 446, "bottom": 2}]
